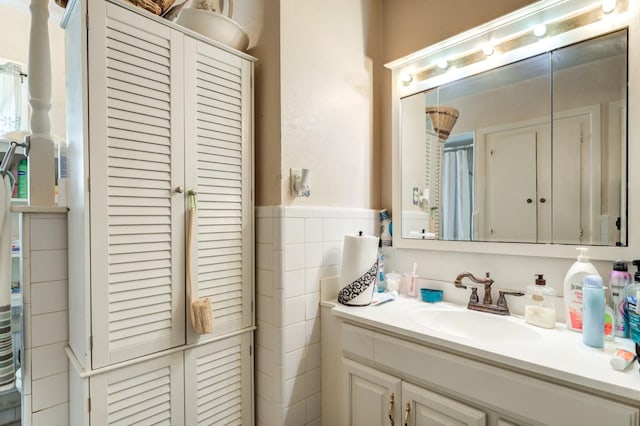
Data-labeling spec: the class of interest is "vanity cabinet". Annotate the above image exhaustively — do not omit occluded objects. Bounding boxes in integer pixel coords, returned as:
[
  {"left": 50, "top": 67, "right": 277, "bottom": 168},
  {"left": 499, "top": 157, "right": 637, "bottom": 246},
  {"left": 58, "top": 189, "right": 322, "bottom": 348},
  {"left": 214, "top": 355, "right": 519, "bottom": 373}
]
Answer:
[
  {"left": 344, "top": 358, "right": 486, "bottom": 426},
  {"left": 402, "top": 382, "right": 486, "bottom": 426},
  {"left": 344, "top": 358, "right": 402, "bottom": 425},
  {"left": 64, "top": 0, "right": 254, "bottom": 423},
  {"left": 335, "top": 321, "right": 639, "bottom": 426}
]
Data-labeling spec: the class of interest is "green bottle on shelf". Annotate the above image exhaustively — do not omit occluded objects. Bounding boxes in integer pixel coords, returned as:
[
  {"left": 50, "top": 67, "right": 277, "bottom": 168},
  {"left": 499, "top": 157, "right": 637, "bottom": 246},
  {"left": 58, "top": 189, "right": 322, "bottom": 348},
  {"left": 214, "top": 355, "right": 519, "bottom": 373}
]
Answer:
[{"left": 17, "top": 159, "right": 27, "bottom": 199}]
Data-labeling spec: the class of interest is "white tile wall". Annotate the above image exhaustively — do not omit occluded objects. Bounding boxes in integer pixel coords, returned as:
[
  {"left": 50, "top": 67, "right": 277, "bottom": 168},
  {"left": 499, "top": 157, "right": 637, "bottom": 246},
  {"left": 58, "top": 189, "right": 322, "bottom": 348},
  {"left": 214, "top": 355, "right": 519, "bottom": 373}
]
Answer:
[
  {"left": 255, "top": 205, "right": 379, "bottom": 426},
  {"left": 20, "top": 212, "right": 69, "bottom": 426}
]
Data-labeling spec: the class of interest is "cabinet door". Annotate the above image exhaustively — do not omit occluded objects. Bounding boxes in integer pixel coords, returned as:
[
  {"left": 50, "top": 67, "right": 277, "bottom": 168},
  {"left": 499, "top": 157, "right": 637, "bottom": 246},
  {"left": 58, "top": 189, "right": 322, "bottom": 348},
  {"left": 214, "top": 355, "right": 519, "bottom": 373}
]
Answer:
[
  {"left": 343, "top": 359, "right": 402, "bottom": 426},
  {"left": 402, "top": 382, "right": 486, "bottom": 426},
  {"left": 88, "top": 2, "right": 186, "bottom": 368},
  {"left": 184, "top": 332, "right": 252, "bottom": 425},
  {"left": 484, "top": 128, "right": 538, "bottom": 243},
  {"left": 89, "top": 352, "right": 185, "bottom": 425},
  {"left": 183, "top": 37, "right": 253, "bottom": 341}
]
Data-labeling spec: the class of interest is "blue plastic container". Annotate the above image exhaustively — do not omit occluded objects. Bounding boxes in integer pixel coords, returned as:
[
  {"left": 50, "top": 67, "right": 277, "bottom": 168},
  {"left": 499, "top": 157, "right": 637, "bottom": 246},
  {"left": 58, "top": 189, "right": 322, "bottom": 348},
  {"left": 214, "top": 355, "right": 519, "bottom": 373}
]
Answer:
[{"left": 420, "top": 288, "right": 443, "bottom": 303}]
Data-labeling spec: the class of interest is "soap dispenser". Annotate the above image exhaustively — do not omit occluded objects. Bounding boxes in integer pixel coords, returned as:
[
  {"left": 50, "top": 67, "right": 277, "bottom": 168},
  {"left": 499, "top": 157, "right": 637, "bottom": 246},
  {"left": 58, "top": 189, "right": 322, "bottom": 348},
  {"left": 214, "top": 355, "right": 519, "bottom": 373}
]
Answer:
[{"left": 524, "top": 274, "right": 556, "bottom": 329}]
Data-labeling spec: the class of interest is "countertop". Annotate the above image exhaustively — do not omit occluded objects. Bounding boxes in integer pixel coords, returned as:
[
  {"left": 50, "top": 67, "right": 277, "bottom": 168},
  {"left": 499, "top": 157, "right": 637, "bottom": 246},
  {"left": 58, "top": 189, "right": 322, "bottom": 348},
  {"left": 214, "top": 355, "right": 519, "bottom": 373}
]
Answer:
[{"left": 327, "top": 295, "right": 640, "bottom": 404}]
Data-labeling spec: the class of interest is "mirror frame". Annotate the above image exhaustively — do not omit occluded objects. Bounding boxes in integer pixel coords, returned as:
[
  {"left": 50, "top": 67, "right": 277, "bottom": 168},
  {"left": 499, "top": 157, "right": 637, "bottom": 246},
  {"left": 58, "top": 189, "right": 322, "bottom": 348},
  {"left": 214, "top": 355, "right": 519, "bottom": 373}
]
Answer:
[{"left": 386, "top": 0, "right": 638, "bottom": 260}]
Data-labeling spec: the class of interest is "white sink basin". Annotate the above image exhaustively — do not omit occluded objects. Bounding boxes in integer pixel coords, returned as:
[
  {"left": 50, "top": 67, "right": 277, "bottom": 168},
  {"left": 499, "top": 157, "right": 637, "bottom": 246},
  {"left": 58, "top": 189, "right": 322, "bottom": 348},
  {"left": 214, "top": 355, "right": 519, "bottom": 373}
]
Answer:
[{"left": 411, "top": 307, "right": 541, "bottom": 342}]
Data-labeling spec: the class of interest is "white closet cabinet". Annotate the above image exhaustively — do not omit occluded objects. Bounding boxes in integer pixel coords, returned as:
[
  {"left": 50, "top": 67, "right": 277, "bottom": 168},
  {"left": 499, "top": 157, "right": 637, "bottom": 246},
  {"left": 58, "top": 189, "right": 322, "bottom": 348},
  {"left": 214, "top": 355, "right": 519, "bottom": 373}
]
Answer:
[
  {"left": 89, "top": 352, "right": 185, "bottom": 425},
  {"left": 183, "top": 38, "right": 253, "bottom": 343},
  {"left": 184, "top": 334, "right": 252, "bottom": 425},
  {"left": 67, "top": 0, "right": 253, "bottom": 368},
  {"left": 87, "top": 0, "right": 187, "bottom": 369},
  {"left": 64, "top": 0, "right": 254, "bottom": 423}
]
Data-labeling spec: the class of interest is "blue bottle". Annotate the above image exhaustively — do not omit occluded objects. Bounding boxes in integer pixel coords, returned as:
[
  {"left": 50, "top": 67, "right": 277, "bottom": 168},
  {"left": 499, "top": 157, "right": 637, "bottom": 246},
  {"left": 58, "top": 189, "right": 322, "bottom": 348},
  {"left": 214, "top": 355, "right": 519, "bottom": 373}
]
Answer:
[{"left": 583, "top": 275, "right": 605, "bottom": 348}]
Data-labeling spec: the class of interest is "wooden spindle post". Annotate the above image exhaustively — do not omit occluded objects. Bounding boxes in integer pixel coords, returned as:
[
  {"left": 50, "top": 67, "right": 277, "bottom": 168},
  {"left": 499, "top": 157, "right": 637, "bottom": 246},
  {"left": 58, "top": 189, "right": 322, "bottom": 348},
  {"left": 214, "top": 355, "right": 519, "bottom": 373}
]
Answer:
[{"left": 28, "top": 0, "right": 55, "bottom": 206}]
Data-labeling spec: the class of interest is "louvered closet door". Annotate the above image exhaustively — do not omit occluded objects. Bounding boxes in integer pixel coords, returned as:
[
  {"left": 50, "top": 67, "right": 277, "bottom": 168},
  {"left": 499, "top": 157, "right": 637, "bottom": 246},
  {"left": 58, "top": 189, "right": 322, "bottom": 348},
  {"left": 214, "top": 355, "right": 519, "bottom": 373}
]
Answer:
[
  {"left": 183, "top": 38, "right": 253, "bottom": 341},
  {"left": 184, "top": 333, "right": 252, "bottom": 425},
  {"left": 90, "top": 352, "right": 185, "bottom": 425},
  {"left": 88, "top": 2, "right": 186, "bottom": 368}
]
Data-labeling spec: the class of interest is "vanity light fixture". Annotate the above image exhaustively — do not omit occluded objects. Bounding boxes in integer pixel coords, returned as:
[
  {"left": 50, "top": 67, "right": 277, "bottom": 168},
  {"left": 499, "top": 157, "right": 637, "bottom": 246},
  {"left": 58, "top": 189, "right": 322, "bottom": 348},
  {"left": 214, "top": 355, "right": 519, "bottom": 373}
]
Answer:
[
  {"left": 533, "top": 24, "right": 547, "bottom": 37},
  {"left": 402, "top": 0, "right": 629, "bottom": 87},
  {"left": 602, "top": 0, "right": 617, "bottom": 13},
  {"left": 401, "top": 72, "right": 413, "bottom": 84},
  {"left": 482, "top": 44, "right": 495, "bottom": 56}
]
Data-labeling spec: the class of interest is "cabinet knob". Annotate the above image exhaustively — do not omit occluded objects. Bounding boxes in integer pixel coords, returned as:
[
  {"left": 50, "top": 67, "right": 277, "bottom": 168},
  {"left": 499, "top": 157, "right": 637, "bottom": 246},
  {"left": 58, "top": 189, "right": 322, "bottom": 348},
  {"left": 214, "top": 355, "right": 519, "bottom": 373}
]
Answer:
[
  {"left": 175, "top": 186, "right": 184, "bottom": 193},
  {"left": 526, "top": 198, "right": 533, "bottom": 204},
  {"left": 188, "top": 189, "right": 198, "bottom": 196},
  {"left": 540, "top": 197, "right": 546, "bottom": 203}
]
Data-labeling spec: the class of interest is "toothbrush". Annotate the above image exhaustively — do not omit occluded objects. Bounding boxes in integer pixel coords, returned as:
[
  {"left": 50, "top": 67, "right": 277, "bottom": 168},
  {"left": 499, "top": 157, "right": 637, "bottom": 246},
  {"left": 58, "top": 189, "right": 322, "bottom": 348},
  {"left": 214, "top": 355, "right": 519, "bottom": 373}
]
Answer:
[{"left": 408, "top": 262, "right": 417, "bottom": 297}]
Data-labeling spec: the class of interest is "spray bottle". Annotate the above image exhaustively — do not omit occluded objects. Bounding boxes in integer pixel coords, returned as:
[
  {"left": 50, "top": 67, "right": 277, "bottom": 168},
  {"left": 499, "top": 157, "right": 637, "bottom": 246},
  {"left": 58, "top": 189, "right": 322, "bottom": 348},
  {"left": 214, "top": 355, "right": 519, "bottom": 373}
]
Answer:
[{"left": 609, "top": 260, "right": 631, "bottom": 338}]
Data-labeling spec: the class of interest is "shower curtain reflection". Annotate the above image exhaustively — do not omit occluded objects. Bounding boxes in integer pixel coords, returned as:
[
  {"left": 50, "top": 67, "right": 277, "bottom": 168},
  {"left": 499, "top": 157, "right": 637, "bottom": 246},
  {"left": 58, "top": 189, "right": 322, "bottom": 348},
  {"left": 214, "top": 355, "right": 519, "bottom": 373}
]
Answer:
[{"left": 442, "top": 139, "right": 473, "bottom": 240}]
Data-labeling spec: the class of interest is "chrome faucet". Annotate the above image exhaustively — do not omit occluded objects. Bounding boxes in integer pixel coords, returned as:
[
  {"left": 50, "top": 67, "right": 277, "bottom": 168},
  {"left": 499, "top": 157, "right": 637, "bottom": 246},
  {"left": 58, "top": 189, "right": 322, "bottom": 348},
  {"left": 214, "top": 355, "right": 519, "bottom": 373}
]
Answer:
[{"left": 453, "top": 272, "right": 523, "bottom": 315}]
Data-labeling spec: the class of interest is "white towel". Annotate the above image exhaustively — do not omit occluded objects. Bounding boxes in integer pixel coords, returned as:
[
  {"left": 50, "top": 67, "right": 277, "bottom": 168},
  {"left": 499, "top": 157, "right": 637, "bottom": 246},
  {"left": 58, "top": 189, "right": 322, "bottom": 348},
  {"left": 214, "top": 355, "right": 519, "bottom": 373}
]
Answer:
[
  {"left": 0, "top": 175, "right": 11, "bottom": 307},
  {"left": 0, "top": 175, "right": 14, "bottom": 391}
]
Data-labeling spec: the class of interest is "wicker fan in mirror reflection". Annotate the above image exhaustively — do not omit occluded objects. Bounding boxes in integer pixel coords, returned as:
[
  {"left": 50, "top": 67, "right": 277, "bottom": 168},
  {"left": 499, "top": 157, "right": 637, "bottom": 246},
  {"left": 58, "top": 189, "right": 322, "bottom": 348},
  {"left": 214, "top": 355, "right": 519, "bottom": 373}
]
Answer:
[{"left": 425, "top": 106, "right": 460, "bottom": 141}]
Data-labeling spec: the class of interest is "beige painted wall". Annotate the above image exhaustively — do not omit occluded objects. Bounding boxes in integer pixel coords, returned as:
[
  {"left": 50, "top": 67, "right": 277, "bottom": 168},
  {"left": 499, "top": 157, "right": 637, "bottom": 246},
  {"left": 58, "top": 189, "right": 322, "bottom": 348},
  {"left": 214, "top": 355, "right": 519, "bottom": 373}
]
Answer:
[
  {"left": 279, "top": 0, "right": 381, "bottom": 208},
  {"left": 251, "top": 1, "right": 282, "bottom": 206},
  {"left": 380, "top": 0, "right": 537, "bottom": 214},
  {"left": 0, "top": 4, "right": 66, "bottom": 141},
  {"left": 254, "top": 0, "right": 382, "bottom": 208}
]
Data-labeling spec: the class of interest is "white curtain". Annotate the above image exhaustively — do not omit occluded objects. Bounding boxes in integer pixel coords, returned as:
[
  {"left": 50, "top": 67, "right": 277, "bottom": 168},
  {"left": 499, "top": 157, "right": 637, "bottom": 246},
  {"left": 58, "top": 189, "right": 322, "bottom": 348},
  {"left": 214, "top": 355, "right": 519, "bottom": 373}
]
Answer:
[
  {"left": 0, "top": 62, "right": 25, "bottom": 135},
  {"left": 442, "top": 148, "right": 472, "bottom": 240}
]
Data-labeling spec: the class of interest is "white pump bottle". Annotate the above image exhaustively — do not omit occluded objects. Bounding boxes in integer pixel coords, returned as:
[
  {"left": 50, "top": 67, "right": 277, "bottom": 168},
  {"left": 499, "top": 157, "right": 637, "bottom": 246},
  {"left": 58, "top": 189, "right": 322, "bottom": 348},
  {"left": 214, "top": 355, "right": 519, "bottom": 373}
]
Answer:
[{"left": 563, "top": 247, "right": 600, "bottom": 332}]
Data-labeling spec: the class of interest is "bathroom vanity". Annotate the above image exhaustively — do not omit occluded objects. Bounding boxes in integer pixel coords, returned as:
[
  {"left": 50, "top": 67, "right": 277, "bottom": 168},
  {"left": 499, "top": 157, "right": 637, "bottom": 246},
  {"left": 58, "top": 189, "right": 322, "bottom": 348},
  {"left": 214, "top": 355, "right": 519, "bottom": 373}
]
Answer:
[{"left": 322, "top": 298, "right": 640, "bottom": 426}]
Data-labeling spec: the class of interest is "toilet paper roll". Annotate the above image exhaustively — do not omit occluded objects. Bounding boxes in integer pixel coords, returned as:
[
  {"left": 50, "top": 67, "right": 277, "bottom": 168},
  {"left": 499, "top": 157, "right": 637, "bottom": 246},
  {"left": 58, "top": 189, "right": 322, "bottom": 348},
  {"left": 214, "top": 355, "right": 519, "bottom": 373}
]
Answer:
[{"left": 337, "top": 233, "right": 380, "bottom": 306}]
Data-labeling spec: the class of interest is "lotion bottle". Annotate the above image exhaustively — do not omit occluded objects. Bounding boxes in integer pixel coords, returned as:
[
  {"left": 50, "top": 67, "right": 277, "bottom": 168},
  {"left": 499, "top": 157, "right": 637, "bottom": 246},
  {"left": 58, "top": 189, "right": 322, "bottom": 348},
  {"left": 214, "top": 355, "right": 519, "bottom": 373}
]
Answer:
[
  {"left": 563, "top": 247, "right": 600, "bottom": 332},
  {"left": 524, "top": 274, "right": 556, "bottom": 328}
]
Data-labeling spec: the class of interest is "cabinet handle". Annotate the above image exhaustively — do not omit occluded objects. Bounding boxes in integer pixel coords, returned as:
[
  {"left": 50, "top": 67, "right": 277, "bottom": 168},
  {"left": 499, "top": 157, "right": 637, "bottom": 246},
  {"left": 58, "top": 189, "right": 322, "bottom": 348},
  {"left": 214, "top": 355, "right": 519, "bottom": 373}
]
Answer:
[
  {"left": 403, "top": 402, "right": 411, "bottom": 426},
  {"left": 175, "top": 186, "right": 184, "bottom": 193},
  {"left": 388, "top": 393, "right": 395, "bottom": 426}
]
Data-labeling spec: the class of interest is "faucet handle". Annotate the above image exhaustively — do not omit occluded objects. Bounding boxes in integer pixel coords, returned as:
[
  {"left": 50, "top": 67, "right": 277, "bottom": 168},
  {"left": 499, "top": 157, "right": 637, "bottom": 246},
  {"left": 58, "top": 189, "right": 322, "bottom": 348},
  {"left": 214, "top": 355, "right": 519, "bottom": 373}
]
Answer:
[
  {"left": 469, "top": 287, "right": 479, "bottom": 303},
  {"left": 496, "top": 290, "right": 524, "bottom": 311}
]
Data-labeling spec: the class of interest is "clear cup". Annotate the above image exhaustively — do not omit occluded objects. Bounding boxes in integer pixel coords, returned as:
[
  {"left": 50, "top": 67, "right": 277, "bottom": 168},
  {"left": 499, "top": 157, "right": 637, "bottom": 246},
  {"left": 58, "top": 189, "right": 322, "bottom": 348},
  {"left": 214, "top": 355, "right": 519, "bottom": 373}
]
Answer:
[
  {"left": 403, "top": 273, "right": 417, "bottom": 297},
  {"left": 385, "top": 272, "right": 402, "bottom": 293}
]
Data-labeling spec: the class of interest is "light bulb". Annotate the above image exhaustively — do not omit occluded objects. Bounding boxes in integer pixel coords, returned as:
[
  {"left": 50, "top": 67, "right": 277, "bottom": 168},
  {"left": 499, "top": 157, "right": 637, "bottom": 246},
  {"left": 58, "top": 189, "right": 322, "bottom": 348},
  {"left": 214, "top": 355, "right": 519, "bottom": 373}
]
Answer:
[
  {"left": 401, "top": 72, "right": 413, "bottom": 84},
  {"left": 437, "top": 59, "right": 448, "bottom": 70},
  {"left": 533, "top": 24, "right": 547, "bottom": 37},
  {"left": 602, "top": 0, "right": 616, "bottom": 13},
  {"left": 482, "top": 44, "right": 494, "bottom": 56}
]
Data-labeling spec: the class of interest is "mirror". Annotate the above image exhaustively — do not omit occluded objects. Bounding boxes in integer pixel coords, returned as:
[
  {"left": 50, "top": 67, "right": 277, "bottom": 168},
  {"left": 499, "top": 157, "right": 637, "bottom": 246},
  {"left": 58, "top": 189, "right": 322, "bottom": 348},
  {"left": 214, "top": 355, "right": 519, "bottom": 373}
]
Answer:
[{"left": 399, "top": 24, "right": 627, "bottom": 246}]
